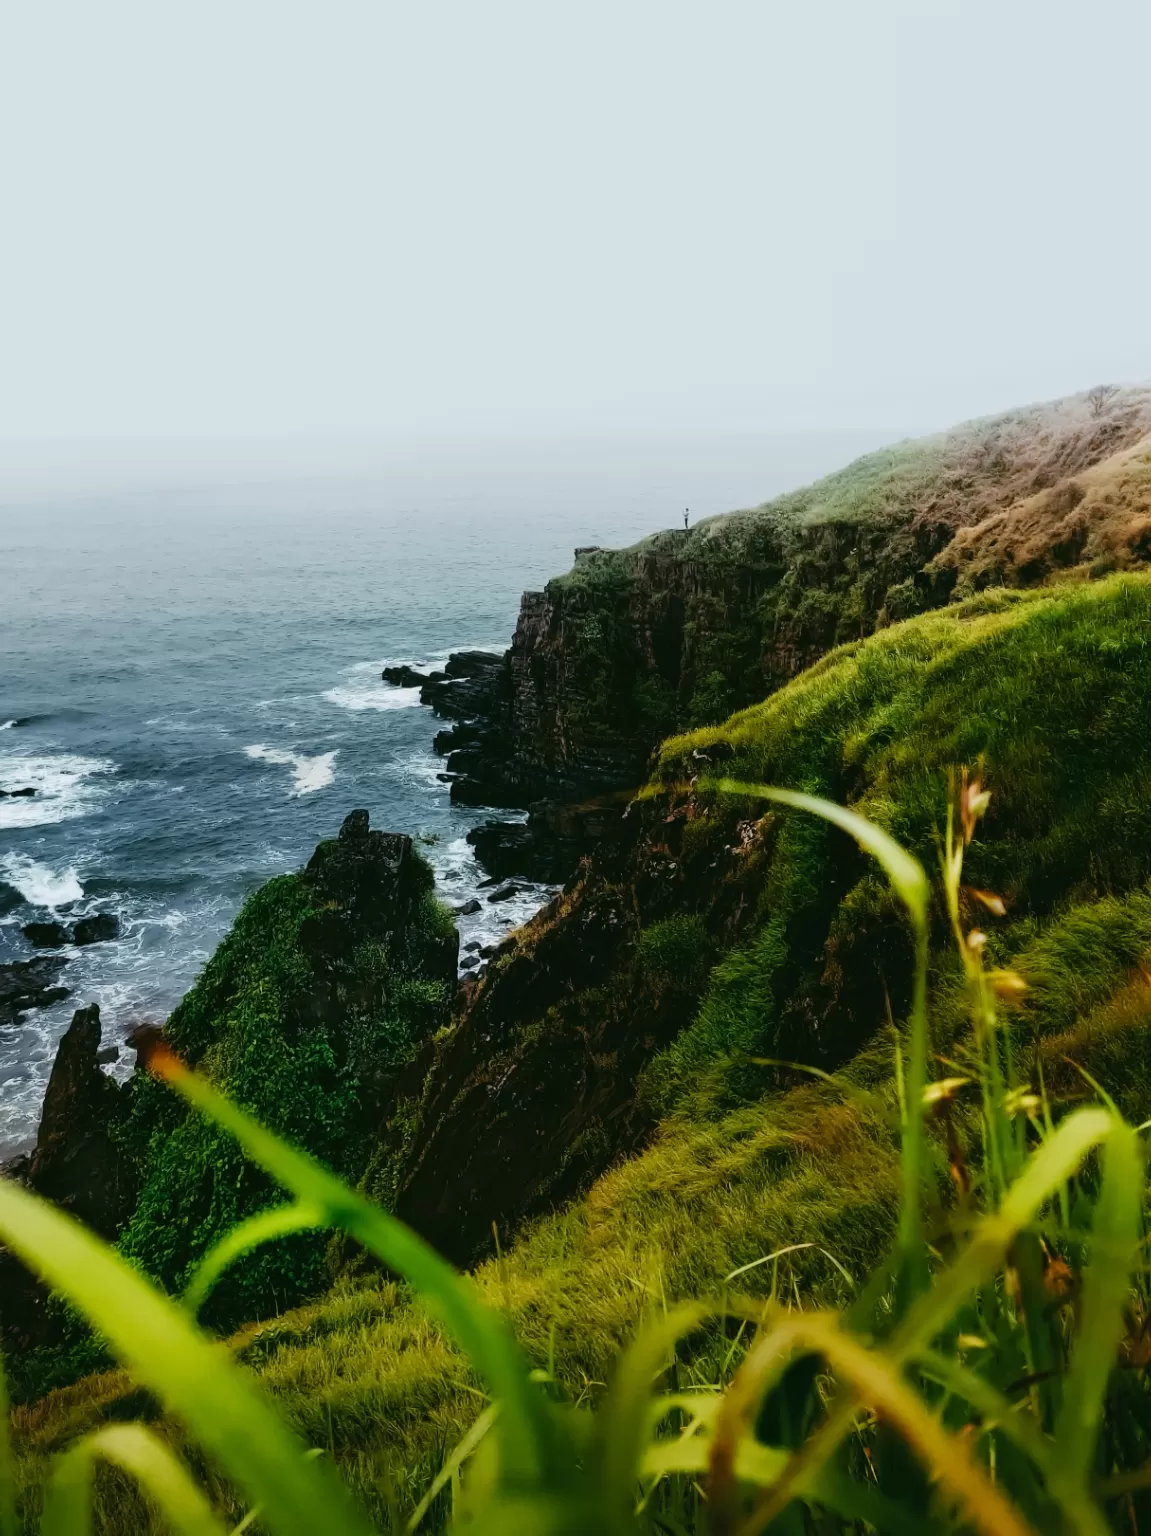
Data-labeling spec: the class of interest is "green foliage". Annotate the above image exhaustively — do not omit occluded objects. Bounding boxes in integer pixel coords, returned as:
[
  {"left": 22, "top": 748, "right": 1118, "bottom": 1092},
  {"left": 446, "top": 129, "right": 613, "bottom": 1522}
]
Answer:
[
  {"left": 634, "top": 916, "right": 713, "bottom": 992},
  {"left": 6, "top": 787, "right": 1151, "bottom": 1536},
  {"left": 116, "top": 859, "right": 453, "bottom": 1327},
  {"left": 644, "top": 574, "right": 1151, "bottom": 1111}
]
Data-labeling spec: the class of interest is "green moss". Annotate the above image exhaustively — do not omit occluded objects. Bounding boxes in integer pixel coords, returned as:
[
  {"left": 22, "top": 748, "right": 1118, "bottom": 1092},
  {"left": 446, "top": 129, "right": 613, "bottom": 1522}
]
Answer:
[
  {"left": 635, "top": 916, "right": 713, "bottom": 992},
  {"left": 643, "top": 574, "right": 1151, "bottom": 1111},
  {"left": 116, "top": 854, "right": 454, "bottom": 1327}
]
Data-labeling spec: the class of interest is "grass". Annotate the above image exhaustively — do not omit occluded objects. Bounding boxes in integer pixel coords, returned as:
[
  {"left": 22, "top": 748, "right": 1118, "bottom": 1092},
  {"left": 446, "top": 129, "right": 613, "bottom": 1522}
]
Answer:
[
  {"left": 641, "top": 573, "right": 1151, "bottom": 1112},
  {"left": 7, "top": 773, "right": 1151, "bottom": 1532},
  {"left": 8, "top": 569, "right": 1151, "bottom": 1529},
  {"left": 545, "top": 387, "right": 1151, "bottom": 741}
]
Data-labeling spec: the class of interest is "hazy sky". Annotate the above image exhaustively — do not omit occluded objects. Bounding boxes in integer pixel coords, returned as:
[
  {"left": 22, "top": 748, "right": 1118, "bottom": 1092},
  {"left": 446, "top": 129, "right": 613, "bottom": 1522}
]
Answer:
[{"left": 2, "top": 0, "right": 1148, "bottom": 445}]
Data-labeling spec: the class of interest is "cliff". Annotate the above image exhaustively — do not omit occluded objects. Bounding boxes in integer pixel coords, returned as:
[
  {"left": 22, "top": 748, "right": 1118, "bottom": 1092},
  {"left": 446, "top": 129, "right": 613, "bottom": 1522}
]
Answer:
[
  {"left": 3, "top": 812, "right": 459, "bottom": 1397},
  {"left": 389, "top": 572, "right": 1151, "bottom": 1263},
  {"left": 431, "top": 387, "right": 1151, "bottom": 877}
]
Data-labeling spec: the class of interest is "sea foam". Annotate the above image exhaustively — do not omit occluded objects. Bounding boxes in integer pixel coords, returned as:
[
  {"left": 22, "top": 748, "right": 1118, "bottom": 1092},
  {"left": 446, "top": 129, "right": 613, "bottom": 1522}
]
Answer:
[
  {"left": 324, "top": 659, "right": 424, "bottom": 712},
  {"left": 0, "top": 751, "right": 115, "bottom": 829},
  {"left": 245, "top": 745, "right": 337, "bottom": 794},
  {"left": 0, "top": 853, "right": 84, "bottom": 908}
]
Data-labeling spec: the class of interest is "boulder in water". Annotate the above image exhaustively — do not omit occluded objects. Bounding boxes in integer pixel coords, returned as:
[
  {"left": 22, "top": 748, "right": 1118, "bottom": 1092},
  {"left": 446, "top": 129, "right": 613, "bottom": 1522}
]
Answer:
[
  {"left": 72, "top": 913, "right": 120, "bottom": 946},
  {"left": 0, "top": 956, "right": 69, "bottom": 1026},
  {"left": 23, "top": 921, "right": 69, "bottom": 949}
]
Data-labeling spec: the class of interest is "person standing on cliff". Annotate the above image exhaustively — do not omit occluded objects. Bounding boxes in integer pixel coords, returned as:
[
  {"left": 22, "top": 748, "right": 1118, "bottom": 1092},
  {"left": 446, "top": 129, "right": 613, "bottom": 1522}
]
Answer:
[{"left": 683, "top": 508, "right": 689, "bottom": 530}]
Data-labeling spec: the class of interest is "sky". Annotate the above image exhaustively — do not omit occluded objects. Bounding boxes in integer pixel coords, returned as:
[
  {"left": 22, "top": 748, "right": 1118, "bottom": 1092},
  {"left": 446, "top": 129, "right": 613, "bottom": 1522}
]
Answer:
[{"left": 1, "top": 0, "right": 1148, "bottom": 453}]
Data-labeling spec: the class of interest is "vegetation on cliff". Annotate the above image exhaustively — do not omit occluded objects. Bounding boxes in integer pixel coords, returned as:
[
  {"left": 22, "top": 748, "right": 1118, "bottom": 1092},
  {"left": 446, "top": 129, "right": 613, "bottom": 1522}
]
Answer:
[
  {"left": 386, "top": 573, "right": 1151, "bottom": 1267},
  {"left": 11, "top": 569, "right": 1151, "bottom": 1531},
  {"left": 4, "top": 813, "right": 457, "bottom": 1404},
  {"left": 447, "top": 388, "right": 1151, "bottom": 817},
  {"left": 5, "top": 770, "right": 1151, "bottom": 1534}
]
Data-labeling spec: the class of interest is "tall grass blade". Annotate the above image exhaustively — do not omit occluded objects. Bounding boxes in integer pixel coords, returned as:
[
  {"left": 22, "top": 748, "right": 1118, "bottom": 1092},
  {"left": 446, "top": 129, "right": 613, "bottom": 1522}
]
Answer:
[
  {"left": 183, "top": 1202, "right": 324, "bottom": 1315},
  {"left": 715, "top": 1312, "right": 1035, "bottom": 1536},
  {"left": 0, "top": 1178, "right": 375, "bottom": 1536},
  {"left": 405, "top": 1405, "right": 497, "bottom": 1533},
  {"left": 594, "top": 1302, "right": 707, "bottom": 1527},
  {"left": 896, "top": 1106, "right": 1117, "bottom": 1358},
  {"left": 714, "top": 781, "right": 931, "bottom": 1289},
  {"left": 153, "top": 1051, "right": 563, "bottom": 1493},
  {"left": 40, "top": 1424, "right": 229, "bottom": 1536},
  {"left": 1053, "top": 1118, "right": 1143, "bottom": 1488},
  {"left": 0, "top": 1350, "right": 16, "bottom": 1536}
]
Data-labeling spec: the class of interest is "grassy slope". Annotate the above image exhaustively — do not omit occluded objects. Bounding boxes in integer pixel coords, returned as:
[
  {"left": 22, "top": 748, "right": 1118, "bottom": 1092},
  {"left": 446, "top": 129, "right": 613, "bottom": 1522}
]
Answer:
[{"left": 14, "top": 573, "right": 1151, "bottom": 1531}]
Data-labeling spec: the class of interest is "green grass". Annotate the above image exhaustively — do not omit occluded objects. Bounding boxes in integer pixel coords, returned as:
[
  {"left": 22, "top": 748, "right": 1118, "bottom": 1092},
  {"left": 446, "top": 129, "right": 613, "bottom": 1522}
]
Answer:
[
  {"left": 6, "top": 780, "right": 1151, "bottom": 1533},
  {"left": 642, "top": 574, "right": 1151, "bottom": 1113},
  {"left": 9, "top": 572, "right": 1151, "bottom": 1531}
]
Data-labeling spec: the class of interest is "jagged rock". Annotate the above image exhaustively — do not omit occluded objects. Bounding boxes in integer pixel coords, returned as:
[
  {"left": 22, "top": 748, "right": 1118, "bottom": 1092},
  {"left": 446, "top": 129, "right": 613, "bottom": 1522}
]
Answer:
[
  {"left": 27, "top": 1005, "right": 136, "bottom": 1237},
  {"left": 23, "top": 921, "right": 69, "bottom": 949},
  {"left": 302, "top": 811, "right": 459, "bottom": 986},
  {"left": 452, "top": 898, "right": 482, "bottom": 915},
  {"left": 73, "top": 913, "right": 120, "bottom": 946},
  {"left": 0, "top": 956, "right": 70, "bottom": 1026},
  {"left": 0, "top": 786, "right": 36, "bottom": 798},
  {"left": 486, "top": 882, "right": 521, "bottom": 904},
  {"left": 382, "top": 664, "right": 443, "bottom": 688},
  {"left": 125, "top": 1021, "right": 166, "bottom": 1069}
]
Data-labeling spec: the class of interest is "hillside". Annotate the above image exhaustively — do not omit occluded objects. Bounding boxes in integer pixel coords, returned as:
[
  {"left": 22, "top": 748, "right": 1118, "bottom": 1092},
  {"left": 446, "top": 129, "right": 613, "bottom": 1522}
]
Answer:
[
  {"left": 13, "top": 570, "right": 1151, "bottom": 1530},
  {"left": 435, "top": 387, "right": 1151, "bottom": 856}
]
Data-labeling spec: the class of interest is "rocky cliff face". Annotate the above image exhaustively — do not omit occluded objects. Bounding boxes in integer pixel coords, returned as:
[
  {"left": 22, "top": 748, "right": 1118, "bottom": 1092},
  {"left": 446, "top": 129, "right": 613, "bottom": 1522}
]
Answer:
[
  {"left": 385, "top": 569, "right": 1151, "bottom": 1266},
  {"left": 4, "top": 812, "right": 460, "bottom": 1389},
  {"left": 427, "top": 389, "right": 1151, "bottom": 882}
]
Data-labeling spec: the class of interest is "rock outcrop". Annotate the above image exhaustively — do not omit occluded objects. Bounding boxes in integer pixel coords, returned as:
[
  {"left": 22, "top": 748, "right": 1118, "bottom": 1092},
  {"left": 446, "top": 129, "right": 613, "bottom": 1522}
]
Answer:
[
  {"left": 386, "top": 570, "right": 1151, "bottom": 1266},
  {"left": 27, "top": 1004, "right": 137, "bottom": 1236},
  {"left": 0, "top": 956, "right": 70, "bottom": 1025}
]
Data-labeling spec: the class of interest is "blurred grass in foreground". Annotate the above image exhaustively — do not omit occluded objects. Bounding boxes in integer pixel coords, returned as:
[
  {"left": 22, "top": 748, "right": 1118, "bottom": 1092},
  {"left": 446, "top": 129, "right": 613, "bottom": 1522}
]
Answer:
[{"left": 3, "top": 777, "right": 1150, "bottom": 1534}]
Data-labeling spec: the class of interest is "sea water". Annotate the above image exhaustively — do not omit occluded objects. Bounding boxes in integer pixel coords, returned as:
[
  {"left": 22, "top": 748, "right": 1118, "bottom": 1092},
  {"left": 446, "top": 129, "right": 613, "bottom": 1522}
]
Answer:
[{"left": 0, "top": 431, "right": 885, "bottom": 1153}]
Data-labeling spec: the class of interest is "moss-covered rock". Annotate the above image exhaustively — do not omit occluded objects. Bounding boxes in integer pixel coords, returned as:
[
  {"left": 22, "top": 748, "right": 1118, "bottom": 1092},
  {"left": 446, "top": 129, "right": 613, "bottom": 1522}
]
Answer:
[
  {"left": 391, "top": 574, "right": 1151, "bottom": 1261},
  {"left": 115, "top": 813, "right": 457, "bottom": 1326}
]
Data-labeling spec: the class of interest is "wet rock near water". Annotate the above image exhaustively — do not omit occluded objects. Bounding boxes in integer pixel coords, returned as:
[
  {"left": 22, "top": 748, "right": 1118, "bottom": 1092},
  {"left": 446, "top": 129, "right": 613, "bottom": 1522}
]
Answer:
[
  {"left": 73, "top": 913, "right": 121, "bottom": 946},
  {"left": 19, "top": 913, "right": 121, "bottom": 950},
  {"left": 0, "top": 786, "right": 36, "bottom": 798},
  {"left": 0, "top": 956, "right": 70, "bottom": 1026},
  {"left": 382, "top": 663, "right": 444, "bottom": 689},
  {"left": 23, "top": 921, "right": 69, "bottom": 949}
]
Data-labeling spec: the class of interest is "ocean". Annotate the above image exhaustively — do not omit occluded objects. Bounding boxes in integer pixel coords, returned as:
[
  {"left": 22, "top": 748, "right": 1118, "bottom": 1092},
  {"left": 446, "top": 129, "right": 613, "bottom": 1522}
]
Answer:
[{"left": 0, "top": 430, "right": 888, "bottom": 1154}]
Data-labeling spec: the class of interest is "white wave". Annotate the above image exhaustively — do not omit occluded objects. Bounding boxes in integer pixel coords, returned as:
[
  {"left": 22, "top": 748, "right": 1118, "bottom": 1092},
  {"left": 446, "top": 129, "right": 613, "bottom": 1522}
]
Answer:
[
  {"left": 0, "top": 720, "right": 16, "bottom": 731},
  {"left": 0, "top": 854, "right": 84, "bottom": 908},
  {"left": 245, "top": 744, "right": 336, "bottom": 794},
  {"left": 0, "top": 751, "right": 115, "bottom": 829},
  {"left": 324, "top": 659, "right": 425, "bottom": 713}
]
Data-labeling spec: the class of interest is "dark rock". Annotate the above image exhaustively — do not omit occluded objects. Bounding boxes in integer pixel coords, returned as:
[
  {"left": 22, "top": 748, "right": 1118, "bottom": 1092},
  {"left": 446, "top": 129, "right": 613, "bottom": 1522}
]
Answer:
[
  {"left": 486, "top": 882, "right": 521, "bottom": 904},
  {"left": 72, "top": 913, "right": 120, "bottom": 946},
  {"left": 303, "top": 811, "right": 459, "bottom": 988},
  {"left": 28, "top": 1005, "right": 136, "bottom": 1237},
  {"left": 126, "top": 1021, "right": 166, "bottom": 1068},
  {"left": 0, "top": 787, "right": 36, "bottom": 798},
  {"left": 382, "top": 664, "right": 444, "bottom": 689},
  {"left": 0, "top": 956, "right": 70, "bottom": 1026},
  {"left": 23, "top": 921, "right": 69, "bottom": 949},
  {"left": 96, "top": 1045, "right": 120, "bottom": 1065},
  {"left": 463, "top": 941, "right": 483, "bottom": 954},
  {"left": 452, "top": 898, "right": 482, "bottom": 916},
  {"left": 0, "top": 883, "right": 23, "bottom": 917}
]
